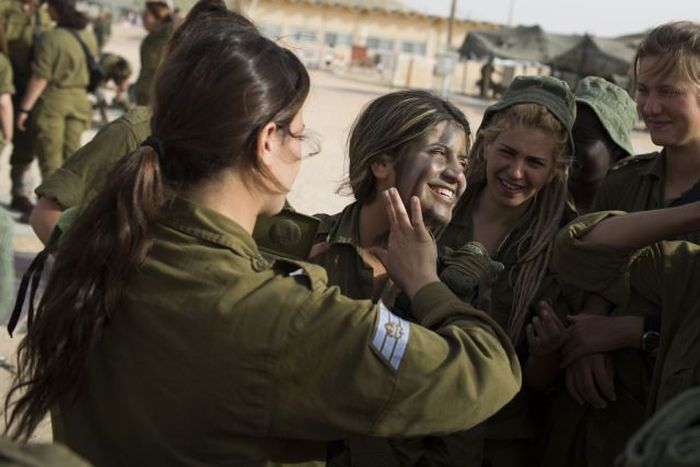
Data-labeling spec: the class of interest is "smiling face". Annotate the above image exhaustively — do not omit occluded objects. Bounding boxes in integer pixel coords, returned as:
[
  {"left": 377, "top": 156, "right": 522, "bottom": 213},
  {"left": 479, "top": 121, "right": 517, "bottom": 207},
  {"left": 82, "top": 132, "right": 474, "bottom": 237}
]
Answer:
[
  {"left": 636, "top": 55, "right": 700, "bottom": 149},
  {"left": 483, "top": 125, "right": 557, "bottom": 209},
  {"left": 390, "top": 120, "right": 468, "bottom": 227}
]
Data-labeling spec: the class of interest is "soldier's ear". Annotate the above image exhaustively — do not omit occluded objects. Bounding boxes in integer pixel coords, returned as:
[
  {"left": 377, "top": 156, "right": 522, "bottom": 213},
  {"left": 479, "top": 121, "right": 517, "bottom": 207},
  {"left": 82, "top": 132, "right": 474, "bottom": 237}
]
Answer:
[
  {"left": 370, "top": 155, "right": 394, "bottom": 182},
  {"left": 257, "top": 121, "right": 279, "bottom": 168}
]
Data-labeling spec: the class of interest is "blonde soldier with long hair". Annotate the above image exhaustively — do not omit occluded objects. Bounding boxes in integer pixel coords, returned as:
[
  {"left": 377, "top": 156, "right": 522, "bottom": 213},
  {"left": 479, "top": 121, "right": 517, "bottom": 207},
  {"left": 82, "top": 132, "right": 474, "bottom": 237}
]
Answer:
[{"left": 437, "top": 75, "right": 577, "bottom": 467}]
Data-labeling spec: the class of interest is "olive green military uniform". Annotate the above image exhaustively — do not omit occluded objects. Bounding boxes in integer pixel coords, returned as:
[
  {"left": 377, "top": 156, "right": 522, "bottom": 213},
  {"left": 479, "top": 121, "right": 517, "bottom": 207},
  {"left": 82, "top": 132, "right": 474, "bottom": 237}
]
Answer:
[
  {"left": 132, "top": 22, "right": 173, "bottom": 106},
  {"left": 35, "top": 105, "right": 150, "bottom": 208},
  {"left": 0, "top": 436, "right": 91, "bottom": 466},
  {"left": 0, "top": 52, "right": 15, "bottom": 148},
  {"left": 92, "top": 14, "right": 111, "bottom": 52},
  {"left": 29, "top": 27, "right": 98, "bottom": 179},
  {"left": 554, "top": 211, "right": 700, "bottom": 414},
  {"left": 618, "top": 387, "right": 700, "bottom": 467},
  {"left": 99, "top": 53, "right": 132, "bottom": 87},
  {"left": 593, "top": 151, "right": 700, "bottom": 243},
  {"left": 312, "top": 202, "right": 520, "bottom": 467},
  {"left": 0, "top": 207, "right": 13, "bottom": 322},
  {"left": 543, "top": 151, "right": 700, "bottom": 467},
  {"left": 2, "top": 1, "right": 52, "bottom": 197},
  {"left": 312, "top": 203, "right": 375, "bottom": 300},
  {"left": 437, "top": 187, "right": 577, "bottom": 467},
  {"left": 53, "top": 196, "right": 520, "bottom": 467}
]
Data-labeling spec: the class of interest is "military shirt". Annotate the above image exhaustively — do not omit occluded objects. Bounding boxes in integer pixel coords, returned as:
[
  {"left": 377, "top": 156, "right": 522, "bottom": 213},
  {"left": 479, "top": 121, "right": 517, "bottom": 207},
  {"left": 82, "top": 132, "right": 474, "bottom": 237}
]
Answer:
[
  {"left": 312, "top": 203, "right": 374, "bottom": 300},
  {"left": 0, "top": 53, "right": 14, "bottom": 96},
  {"left": 0, "top": 436, "right": 91, "bottom": 467},
  {"left": 54, "top": 196, "right": 520, "bottom": 466},
  {"left": 133, "top": 23, "right": 173, "bottom": 106},
  {"left": 35, "top": 106, "right": 151, "bottom": 208},
  {"left": 99, "top": 52, "right": 131, "bottom": 85},
  {"left": 314, "top": 201, "right": 521, "bottom": 466},
  {"left": 1, "top": 1, "right": 52, "bottom": 87},
  {"left": 32, "top": 27, "right": 98, "bottom": 89},
  {"left": 593, "top": 151, "right": 700, "bottom": 243},
  {"left": 553, "top": 211, "right": 700, "bottom": 414},
  {"left": 436, "top": 185, "right": 577, "bottom": 466}
]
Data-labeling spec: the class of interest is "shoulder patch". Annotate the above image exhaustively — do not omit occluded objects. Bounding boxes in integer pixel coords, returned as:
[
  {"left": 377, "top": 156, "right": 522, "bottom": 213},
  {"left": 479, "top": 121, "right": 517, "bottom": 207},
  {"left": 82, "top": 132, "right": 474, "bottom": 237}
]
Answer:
[
  {"left": 371, "top": 302, "right": 411, "bottom": 371},
  {"left": 610, "top": 152, "right": 659, "bottom": 172}
]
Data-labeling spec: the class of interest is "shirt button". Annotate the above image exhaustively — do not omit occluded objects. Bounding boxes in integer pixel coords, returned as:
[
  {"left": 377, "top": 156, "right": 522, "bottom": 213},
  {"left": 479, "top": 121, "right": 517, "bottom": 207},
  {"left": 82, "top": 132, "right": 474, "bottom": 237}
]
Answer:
[{"left": 251, "top": 256, "right": 269, "bottom": 272}]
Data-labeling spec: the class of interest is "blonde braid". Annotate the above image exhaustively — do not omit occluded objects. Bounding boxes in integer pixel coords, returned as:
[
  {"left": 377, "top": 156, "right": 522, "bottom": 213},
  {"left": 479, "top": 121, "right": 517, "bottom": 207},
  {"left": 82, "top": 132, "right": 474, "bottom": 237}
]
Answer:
[{"left": 507, "top": 174, "right": 568, "bottom": 343}]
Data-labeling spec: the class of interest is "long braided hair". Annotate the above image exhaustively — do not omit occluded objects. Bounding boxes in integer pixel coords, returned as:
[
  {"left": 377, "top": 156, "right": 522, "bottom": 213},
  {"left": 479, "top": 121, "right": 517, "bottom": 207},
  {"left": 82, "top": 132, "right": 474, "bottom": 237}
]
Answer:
[{"left": 467, "top": 103, "right": 571, "bottom": 344}]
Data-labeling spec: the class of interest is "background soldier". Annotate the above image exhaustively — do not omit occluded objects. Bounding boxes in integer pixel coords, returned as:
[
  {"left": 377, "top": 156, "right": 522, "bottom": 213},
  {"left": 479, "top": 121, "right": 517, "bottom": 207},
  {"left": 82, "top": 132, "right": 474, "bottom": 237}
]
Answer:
[{"left": 2, "top": 0, "right": 51, "bottom": 219}]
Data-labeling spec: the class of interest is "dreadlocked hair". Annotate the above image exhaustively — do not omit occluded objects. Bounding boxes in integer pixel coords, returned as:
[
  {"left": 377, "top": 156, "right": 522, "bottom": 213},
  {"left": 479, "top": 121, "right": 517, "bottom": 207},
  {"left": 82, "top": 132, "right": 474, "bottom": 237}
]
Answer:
[{"left": 467, "top": 103, "right": 571, "bottom": 344}]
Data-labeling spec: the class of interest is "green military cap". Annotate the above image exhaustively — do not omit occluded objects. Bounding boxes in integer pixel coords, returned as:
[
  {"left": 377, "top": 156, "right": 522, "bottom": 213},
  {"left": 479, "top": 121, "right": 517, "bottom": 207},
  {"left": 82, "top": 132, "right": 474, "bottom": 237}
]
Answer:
[
  {"left": 481, "top": 75, "right": 577, "bottom": 157},
  {"left": 575, "top": 76, "right": 636, "bottom": 156}
]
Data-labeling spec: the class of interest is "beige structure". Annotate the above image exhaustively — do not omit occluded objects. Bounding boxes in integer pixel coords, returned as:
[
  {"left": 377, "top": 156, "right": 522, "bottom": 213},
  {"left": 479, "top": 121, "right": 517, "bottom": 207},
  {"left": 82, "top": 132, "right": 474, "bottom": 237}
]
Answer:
[
  {"left": 239, "top": 0, "right": 497, "bottom": 71},
  {"left": 235, "top": 0, "right": 549, "bottom": 97}
]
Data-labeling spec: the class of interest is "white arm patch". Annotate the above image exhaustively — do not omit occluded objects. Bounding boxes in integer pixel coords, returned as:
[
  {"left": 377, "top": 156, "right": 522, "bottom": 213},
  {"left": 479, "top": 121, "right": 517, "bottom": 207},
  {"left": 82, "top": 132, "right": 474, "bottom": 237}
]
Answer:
[{"left": 371, "top": 302, "right": 411, "bottom": 371}]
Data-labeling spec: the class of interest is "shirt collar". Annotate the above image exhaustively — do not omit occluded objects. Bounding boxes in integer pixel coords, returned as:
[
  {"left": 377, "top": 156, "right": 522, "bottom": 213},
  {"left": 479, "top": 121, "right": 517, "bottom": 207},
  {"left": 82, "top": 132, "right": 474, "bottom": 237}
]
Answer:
[
  {"left": 161, "top": 196, "right": 261, "bottom": 261},
  {"left": 325, "top": 201, "right": 363, "bottom": 247},
  {"left": 638, "top": 150, "right": 666, "bottom": 179}
]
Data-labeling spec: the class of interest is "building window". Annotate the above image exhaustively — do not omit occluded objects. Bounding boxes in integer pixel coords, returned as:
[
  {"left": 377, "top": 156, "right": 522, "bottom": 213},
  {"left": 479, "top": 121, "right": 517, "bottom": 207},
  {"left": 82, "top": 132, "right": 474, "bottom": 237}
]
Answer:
[
  {"left": 367, "top": 36, "right": 394, "bottom": 51},
  {"left": 401, "top": 41, "right": 427, "bottom": 55},
  {"left": 288, "top": 27, "right": 317, "bottom": 44},
  {"left": 324, "top": 32, "right": 352, "bottom": 47},
  {"left": 260, "top": 23, "right": 281, "bottom": 39}
]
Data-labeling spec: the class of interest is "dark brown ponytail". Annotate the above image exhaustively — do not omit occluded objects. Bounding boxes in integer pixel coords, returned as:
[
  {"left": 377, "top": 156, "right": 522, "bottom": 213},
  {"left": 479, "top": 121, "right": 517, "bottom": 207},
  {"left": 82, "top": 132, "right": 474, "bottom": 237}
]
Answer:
[{"left": 5, "top": 146, "right": 165, "bottom": 439}]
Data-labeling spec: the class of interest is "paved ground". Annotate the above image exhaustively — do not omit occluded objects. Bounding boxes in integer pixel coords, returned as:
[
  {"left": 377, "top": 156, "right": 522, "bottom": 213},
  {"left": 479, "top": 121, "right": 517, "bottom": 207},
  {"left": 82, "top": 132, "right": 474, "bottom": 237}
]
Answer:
[{"left": 0, "top": 21, "right": 659, "bottom": 442}]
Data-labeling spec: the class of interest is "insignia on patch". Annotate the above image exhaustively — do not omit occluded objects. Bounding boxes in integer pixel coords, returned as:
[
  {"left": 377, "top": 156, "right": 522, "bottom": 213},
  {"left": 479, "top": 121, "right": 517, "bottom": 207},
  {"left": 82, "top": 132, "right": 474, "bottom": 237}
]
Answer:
[{"left": 371, "top": 303, "right": 410, "bottom": 371}]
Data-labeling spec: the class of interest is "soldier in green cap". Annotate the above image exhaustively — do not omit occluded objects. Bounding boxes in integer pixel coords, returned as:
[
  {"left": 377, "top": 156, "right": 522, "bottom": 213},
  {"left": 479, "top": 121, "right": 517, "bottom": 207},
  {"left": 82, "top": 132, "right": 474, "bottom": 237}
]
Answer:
[
  {"left": 568, "top": 76, "right": 637, "bottom": 215},
  {"left": 131, "top": 0, "right": 174, "bottom": 106},
  {"left": 5, "top": 7, "right": 520, "bottom": 465},
  {"left": 15, "top": 0, "right": 97, "bottom": 183},
  {"left": 1, "top": 0, "right": 52, "bottom": 218},
  {"left": 434, "top": 75, "right": 578, "bottom": 467}
]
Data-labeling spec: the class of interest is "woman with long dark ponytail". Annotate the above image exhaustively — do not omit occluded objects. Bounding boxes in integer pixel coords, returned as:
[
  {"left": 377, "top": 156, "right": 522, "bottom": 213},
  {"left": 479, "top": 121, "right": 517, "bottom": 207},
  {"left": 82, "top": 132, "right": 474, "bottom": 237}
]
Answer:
[{"left": 5, "top": 2, "right": 519, "bottom": 465}]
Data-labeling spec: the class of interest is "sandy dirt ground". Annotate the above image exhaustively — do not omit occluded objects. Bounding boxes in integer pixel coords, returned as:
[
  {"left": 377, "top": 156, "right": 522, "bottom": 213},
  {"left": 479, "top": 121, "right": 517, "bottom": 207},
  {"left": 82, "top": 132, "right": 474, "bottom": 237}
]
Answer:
[{"left": 0, "top": 21, "right": 659, "bottom": 443}]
